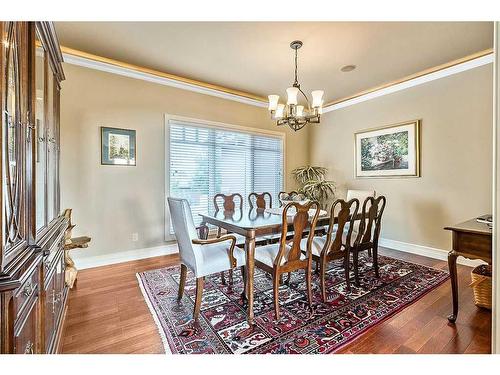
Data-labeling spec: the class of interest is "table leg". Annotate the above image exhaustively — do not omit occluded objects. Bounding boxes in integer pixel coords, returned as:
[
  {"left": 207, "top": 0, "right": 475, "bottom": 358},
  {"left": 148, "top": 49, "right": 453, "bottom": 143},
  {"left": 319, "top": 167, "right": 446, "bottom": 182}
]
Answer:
[
  {"left": 244, "top": 234, "right": 256, "bottom": 326},
  {"left": 447, "top": 250, "right": 459, "bottom": 323}
]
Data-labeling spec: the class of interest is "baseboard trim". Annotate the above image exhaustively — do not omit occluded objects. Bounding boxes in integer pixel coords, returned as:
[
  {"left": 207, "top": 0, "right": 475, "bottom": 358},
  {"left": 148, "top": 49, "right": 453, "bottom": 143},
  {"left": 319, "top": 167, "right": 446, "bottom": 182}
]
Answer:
[
  {"left": 73, "top": 244, "right": 179, "bottom": 270},
  {"left": 379, "top": 238, "right": 485, "bottom": 268}
]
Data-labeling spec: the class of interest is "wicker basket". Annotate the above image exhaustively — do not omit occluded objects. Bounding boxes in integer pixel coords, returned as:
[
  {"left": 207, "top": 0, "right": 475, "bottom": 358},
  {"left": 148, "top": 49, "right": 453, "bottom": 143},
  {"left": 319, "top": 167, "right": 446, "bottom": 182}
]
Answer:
[{"left": 469, "top": 265, "right": 492, "bottom": 310}]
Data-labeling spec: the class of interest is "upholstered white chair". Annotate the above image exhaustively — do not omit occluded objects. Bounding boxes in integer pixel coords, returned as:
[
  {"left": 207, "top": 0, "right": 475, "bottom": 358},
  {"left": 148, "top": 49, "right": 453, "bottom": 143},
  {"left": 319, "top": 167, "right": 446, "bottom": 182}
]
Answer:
[{"left": 167, "top": 197, "right": 246, "bottom": 319}]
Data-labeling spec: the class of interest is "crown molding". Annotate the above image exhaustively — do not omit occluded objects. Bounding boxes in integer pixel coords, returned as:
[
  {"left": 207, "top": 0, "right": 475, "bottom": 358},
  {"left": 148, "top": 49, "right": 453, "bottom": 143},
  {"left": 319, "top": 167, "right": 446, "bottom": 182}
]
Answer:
[
  {"left": 60, "top": 46, "right": 493, "bottom": 113},
  {"left": 60, "top": 46, "right": 268, "bottom": 108},
  {"left": 323, "top": 48, "right": 494, "bottom": 113}
]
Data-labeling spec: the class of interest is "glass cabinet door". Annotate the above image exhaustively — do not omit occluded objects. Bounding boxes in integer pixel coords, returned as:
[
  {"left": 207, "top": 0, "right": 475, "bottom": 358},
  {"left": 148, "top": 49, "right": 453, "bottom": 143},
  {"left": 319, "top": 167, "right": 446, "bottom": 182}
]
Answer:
[
  {"left": 35, "top": 31, "right": 47, "bottom": 231},
  {"left": 46, "top": 70, "right": 56, "bottom": 223},
  {"left": 2, "top": 22, "right": 26, "bottom": 254}
]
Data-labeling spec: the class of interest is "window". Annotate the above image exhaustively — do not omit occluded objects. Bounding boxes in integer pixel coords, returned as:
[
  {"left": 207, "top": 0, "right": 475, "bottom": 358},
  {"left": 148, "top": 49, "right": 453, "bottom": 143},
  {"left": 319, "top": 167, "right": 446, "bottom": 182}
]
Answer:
[{"left": 167, "top": 118, "right": 284, "bottom": 229}]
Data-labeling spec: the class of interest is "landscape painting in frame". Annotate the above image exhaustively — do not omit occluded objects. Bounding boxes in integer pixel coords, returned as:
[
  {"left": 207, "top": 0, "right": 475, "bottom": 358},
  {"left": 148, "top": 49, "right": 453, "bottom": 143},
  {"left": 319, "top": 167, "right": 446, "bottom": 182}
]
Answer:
[
  {"left": 101, "top": 126, "right": 136, "bottom": 166},
  {"left": 355, "top": 120, "right": 420, "bottom": 178}
]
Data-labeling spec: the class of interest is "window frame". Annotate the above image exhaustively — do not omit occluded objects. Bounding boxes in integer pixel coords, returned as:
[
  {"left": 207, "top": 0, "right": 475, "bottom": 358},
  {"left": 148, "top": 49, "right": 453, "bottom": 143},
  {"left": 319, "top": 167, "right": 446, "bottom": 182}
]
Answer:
[{"left": 164, "top": 114, "right": 286, "bottom": 241}]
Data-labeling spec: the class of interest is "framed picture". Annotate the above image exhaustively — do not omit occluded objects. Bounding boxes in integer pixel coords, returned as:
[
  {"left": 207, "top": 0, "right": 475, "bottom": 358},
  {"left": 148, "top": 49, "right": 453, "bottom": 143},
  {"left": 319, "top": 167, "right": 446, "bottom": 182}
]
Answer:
[
  {"left": 355, "top": 119, "right": 420, "bottom": 178},
  {"left": 101, "top": 127, "right": 136, "bottom": 166}
]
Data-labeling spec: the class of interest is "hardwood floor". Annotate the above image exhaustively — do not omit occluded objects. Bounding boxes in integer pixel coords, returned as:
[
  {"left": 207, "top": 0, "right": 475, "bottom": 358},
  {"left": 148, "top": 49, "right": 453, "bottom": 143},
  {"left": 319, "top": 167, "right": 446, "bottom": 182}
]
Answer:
[{"left": 61, "top": 247, "right": 491, "bottom": 354}]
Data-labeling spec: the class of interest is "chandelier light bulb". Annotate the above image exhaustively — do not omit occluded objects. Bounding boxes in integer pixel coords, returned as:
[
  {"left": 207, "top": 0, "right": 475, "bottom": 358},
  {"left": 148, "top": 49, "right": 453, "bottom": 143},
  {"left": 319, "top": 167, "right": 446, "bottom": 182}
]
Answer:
[
  {"left": 311, "top": 90, "right": 324, "bottom": 108},
  {"left": 275, "top": 104, "right": 285, "bottom": 119},
  {"left": 286, "top": 87, "right": 299, "bottom": 105},
  {"left": 268, "top": 95, "right": 280, "bottom": 111}
]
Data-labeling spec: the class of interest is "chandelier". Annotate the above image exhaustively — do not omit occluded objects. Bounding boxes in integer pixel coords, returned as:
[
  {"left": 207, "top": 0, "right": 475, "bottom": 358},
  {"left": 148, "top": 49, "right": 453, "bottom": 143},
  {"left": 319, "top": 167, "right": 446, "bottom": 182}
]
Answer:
[{"left": 267, "top": 40, "right": 324, "bottom": 132}]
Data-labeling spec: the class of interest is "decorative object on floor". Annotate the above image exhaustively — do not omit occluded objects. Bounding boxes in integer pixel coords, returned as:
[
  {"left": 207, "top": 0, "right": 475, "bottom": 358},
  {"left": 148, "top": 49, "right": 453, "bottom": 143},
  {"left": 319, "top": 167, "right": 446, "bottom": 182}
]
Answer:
[
  {"left": 101, "top": 126, "right": 136, "bottom": 166},
  {"left": 267, "top": 41, "right": 324, "bottom": 131},
  {"left": 469, "top": 265, "right": 492, "bottom": 310},
  {"left": 137, "top": 254, "right": 448, "bottom": 354},
  {"left": 291, "top": 166, "right": 336, "bottom": 208},
  {"left": 62, "top": 208, "right": 91, "bottom": 288},
  {"left": 355, "top": 120, "right": 421, "bottom": 178}
]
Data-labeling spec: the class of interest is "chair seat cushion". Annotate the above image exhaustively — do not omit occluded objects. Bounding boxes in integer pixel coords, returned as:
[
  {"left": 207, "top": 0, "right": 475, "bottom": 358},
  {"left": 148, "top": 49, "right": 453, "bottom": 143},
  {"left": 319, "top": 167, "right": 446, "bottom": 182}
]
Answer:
[
  {"left": 254, "top": 243, "right": 305, "bottom": 268},
  {"left": 300, "top": 236, "right": 327, "bottom": 257},
  {"left": 300, "top": 230, "right": 356, "bottom": 257},
  {"left": 195, "top": 240, "right": 246, "bottom": 277}
]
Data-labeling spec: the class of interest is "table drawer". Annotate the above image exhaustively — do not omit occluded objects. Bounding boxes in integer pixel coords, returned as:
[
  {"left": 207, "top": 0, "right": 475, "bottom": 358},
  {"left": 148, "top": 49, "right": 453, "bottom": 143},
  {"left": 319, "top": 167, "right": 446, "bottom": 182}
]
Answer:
[{"left": 13, "top": 262, "right": 40, "bottom": 320}]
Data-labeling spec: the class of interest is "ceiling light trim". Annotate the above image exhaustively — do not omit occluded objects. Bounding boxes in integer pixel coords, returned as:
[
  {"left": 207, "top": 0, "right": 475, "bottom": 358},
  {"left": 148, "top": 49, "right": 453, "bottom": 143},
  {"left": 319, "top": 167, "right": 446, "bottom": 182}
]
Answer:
[
  {"left": 323, "top": 49, "right": 493, "bottom": 113},
  {"left": 60, "top": 46, "right": 268, "bottom": 108}
]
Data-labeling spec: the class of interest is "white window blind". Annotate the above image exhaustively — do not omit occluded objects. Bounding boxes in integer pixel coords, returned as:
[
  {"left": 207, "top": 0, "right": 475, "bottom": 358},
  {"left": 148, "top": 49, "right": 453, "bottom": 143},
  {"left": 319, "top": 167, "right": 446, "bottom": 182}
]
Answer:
[{"left": 169, "top": 120, "right": 284, "bottom": 226}]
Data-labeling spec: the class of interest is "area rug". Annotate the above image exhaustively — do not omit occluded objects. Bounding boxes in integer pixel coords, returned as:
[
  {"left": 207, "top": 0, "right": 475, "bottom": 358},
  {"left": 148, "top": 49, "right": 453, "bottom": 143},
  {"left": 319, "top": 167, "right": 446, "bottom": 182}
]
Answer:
[{"left": 137, "top": 255, "right": 448, "bottom": 354}]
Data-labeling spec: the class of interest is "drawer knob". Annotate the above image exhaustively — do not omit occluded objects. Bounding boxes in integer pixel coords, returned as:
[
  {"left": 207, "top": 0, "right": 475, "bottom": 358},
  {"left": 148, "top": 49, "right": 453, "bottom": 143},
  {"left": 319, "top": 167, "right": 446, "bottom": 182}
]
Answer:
[
  {"left": 23, "top": 282, "right": 34, "bottom": 298},
  {"left": 24, "top": 341, "right": 34, "bottom": 354}
]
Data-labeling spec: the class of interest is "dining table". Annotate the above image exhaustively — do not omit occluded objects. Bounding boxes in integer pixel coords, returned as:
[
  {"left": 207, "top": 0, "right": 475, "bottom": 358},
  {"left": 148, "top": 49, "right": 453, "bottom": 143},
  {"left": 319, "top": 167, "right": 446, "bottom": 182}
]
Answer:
[{"left": 199, "top": 207, "right": 339, "bottom": 325}]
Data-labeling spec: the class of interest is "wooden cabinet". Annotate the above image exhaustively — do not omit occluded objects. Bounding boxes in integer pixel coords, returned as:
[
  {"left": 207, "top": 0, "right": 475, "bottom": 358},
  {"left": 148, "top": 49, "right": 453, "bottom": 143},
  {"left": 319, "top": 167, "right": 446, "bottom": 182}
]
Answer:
[{"left": 0, "top": 21, "right": 66, "bottom": 354}]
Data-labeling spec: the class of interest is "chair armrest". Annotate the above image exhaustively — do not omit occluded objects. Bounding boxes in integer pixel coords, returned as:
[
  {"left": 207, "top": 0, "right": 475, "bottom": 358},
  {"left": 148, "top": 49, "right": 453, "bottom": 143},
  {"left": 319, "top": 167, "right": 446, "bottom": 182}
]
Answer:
[{"left": 192, "top": 235, "right": 237, "bottom": 267}]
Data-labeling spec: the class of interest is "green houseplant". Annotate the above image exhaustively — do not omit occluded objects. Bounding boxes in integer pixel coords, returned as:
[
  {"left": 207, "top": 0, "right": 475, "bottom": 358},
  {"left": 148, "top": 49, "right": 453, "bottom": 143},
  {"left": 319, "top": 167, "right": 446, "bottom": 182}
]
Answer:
[{"left": 291, "top": 166, "right": 336, "bottom": 208}]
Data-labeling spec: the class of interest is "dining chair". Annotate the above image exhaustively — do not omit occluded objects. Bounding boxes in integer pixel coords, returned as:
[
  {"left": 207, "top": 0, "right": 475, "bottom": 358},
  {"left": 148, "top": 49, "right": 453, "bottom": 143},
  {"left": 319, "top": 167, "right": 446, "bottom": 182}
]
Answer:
[
  {"left": 213, "top": 193, "right": 245, "bottom": 284},
  {"left": 248, "top": 192, "right": 272, "bottom": 209},
  {"left": 300, "top": 198, "right": 359, "bottom": 299},
  {"left": 346, "top": 189, "right": 376, "bottom": 255},
  {"left": 167, "top": 197, "right": 246, "bottom": 320},
  {"left": 351, "top": 196, "right": 387, "bottom": 286},
  {"left": 254, "top": 201, "right": 321, "bottom": 319}
]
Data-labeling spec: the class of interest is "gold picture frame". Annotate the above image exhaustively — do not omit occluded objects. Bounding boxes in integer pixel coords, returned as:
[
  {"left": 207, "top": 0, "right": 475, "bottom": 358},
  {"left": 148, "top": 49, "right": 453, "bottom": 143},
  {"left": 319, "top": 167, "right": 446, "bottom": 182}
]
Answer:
[{"left": 354, "top": 119, "right": 421, "bottom": 178}]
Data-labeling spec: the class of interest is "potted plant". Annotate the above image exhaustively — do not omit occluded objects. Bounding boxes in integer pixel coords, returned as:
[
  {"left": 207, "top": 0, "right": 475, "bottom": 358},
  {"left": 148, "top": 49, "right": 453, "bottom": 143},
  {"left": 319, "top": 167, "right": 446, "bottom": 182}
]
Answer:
[{"left": 291, "top": 166, "right": 336, "bottom": 209}]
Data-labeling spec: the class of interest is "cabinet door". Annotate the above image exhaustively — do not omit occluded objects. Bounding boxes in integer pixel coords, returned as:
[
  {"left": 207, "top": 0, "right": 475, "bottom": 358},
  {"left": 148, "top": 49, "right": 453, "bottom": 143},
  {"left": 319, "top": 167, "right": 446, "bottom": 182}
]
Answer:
[
  {"left": 35, "top": 29, "right": 47, "bottom": 232},
  {"left": 46, "top": 70, "right": 56, "bottom": 223},
  {"left": 54, "top": 247, "right": 65, "bottom": 320},
  {"left": 43, "top": 268, "right": 56, "bottom": 353},
  {"left": 14, "top": 295, "right": 39, "bottom": 354},
  {"left": 1, "top": 22, "right": 29, "bottom": 269}
]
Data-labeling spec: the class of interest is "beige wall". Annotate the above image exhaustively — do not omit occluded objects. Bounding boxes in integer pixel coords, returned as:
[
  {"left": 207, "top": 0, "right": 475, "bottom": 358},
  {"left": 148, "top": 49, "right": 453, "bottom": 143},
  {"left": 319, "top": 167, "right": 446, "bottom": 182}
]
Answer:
[
  {"left": 60, "top": 63, "right": 309, "bottom": 260},
  {"left": 309, "top": 65, "right": 493, "bottom": 251}
]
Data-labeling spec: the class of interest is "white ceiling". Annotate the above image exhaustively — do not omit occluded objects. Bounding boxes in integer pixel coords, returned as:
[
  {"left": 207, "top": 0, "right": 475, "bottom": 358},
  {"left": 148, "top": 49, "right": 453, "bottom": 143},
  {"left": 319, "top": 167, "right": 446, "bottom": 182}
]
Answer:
[{"left": 55, "top": 22, "right": 493, "bottom": 103}]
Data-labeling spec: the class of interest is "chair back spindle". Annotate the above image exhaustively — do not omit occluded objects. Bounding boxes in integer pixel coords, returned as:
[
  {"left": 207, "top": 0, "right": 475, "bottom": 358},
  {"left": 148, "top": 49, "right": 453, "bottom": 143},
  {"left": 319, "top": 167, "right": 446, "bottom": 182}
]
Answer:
[
  {"left": 275, "top": 201, "right": 320, "bottom": 267},
  {"left": 356, "top": 196, "right": 386, "bottom": 245},
  {"left": 325, "top": 199, "right": 359, "bottom": 256},
  {"left": 248, "top": 192, "right": 272, "bottom": 209},
  {"left": 213, "top": 193, "right": 243, "bottom": 211}
]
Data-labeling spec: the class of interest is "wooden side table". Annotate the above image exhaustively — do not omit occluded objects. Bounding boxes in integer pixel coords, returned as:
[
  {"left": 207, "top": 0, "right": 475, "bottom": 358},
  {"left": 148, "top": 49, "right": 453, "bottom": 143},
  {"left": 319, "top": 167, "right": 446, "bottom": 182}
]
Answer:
[{"left": 444, "top": 218, "right": 492, "bottom": 323}]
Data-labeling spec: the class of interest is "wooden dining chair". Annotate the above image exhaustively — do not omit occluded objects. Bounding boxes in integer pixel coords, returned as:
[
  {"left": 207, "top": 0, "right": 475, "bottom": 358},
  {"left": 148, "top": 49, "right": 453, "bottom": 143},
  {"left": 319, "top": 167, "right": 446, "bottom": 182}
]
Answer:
[
  {"left": 351, "top": 196, "right": 387, "bottom": 286},
  {"left": 254, "top": 201, "right": 321, "bottom": 319},
  {"left": 300, "top": 199, "right": 359, "bottom": 299},
  {"left": 248, "top": 192, "right": 272, "bottom": 209},
  {"left": 167, "top": 197, "right": 246, "bottom": 320},
  {"left": 213, "top": 193, "right": 245, "bottom": 285},
  {"left": 346, "top": 189, "right": 376, "bottom": 255}
]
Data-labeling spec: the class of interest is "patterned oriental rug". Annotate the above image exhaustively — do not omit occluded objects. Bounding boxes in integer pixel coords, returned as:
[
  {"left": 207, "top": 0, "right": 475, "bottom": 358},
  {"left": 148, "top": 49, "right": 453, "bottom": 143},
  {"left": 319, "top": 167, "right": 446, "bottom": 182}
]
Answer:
[{"left": 137, "top": 255, "right": 448, "bottom": 354}]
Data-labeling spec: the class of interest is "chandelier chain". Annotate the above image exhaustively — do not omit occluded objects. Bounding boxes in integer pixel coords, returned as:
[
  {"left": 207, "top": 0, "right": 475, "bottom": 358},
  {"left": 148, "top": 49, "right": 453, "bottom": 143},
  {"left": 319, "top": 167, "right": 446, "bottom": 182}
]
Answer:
[{"left": 294, "top": 47, "right": 299, "bottom": 86}]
